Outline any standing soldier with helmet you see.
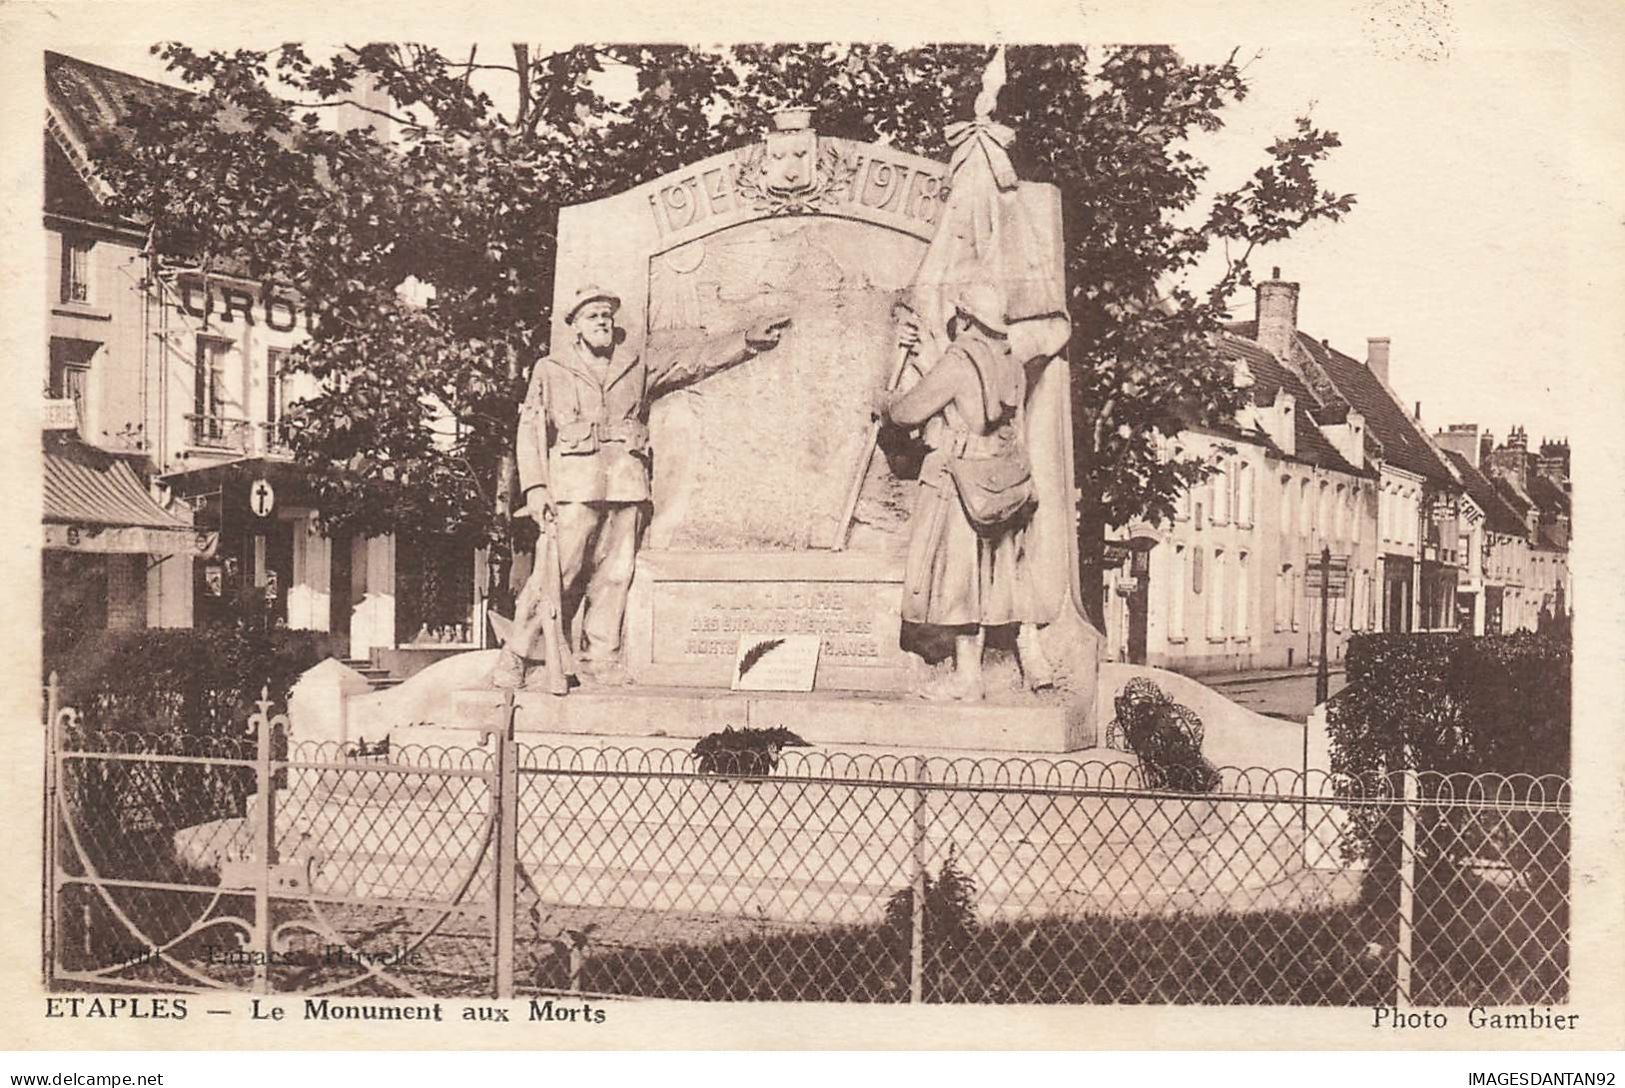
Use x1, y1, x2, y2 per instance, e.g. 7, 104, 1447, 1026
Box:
493, 285, 791, 690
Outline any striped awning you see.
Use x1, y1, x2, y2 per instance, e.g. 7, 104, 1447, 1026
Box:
43, 441, 216, 557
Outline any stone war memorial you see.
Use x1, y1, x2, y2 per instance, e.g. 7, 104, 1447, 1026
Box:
52, 44, 1572, 1016
362, 93, 1110, 750
199, 64, 1324, 948
303, 62, 1301, 766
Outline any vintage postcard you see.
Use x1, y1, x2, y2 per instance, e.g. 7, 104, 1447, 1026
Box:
0, 0, 1621, 1059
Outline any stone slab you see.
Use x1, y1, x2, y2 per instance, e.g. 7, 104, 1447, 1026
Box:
624, 550, 913, 692
450, 685, 1087, 753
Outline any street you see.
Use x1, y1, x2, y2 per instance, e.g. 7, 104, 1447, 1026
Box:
1202, 669, 1347, 722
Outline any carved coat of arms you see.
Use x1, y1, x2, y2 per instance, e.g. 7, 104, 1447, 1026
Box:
733, 121, 857, 216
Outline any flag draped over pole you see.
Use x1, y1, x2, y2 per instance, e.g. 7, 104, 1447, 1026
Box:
908, 46, 1070, 365
901, 46, 1087, 630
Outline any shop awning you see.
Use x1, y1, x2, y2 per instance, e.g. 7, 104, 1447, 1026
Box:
43, 439, 217, 557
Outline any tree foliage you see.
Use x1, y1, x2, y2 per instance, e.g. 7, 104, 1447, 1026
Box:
90, 43, 1353, 610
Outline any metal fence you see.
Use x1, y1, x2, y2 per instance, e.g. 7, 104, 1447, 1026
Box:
45, 685, 1570, 1006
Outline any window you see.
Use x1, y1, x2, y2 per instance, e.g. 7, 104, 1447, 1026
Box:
1352, 490, 1363, 543
1298, 479, 1312, 536
1207, 549, 1226, 639
1192, 542, 1205, 595
1169, 545, 1187, 639
1292, 570, 1302, 630
1280, 476, 1293, 538
59, 236, 92, 304
1274, 564, 1289, 632
1213, 462, 1231, 524
1236, 463, 1255, 527
194, 336, 231, 445
1234, 551, 1250, 636
267, 349, 290, 423
1318, 481, 1332, 542
49, 338, 94, 434
1334, 484, 1346, 542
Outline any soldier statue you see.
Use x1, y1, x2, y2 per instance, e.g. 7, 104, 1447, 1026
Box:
875, 284, 1040, 701
493, 285, 791, 690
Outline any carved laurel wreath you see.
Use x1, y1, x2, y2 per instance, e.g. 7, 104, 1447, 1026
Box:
732, 141, 860, 216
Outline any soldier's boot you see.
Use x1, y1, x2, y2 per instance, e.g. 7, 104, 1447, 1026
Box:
1016, 623, 1056, 691
576, 657, 631, 688
491, 648, 526, 690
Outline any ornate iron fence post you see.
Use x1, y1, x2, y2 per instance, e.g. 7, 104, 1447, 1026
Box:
909, 754, 928, 1004
249, 688, 284, 996
493, 690, 519, 999
42, 673, 59, 987
1395, 768, 1418, 1007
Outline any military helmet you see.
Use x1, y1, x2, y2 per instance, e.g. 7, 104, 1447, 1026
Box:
564, 284, 622, 325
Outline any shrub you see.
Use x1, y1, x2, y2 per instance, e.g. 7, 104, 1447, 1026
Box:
884, 848, 979, 952
49, 626, 326, 741
47, 627, 326, 869
1326, 630, 1571, 782
1327, 630, 1571, 891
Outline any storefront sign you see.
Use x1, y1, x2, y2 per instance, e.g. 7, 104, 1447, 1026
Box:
175, 277, 314, 333
249, 479, 276, 518
42, 398, 79, 431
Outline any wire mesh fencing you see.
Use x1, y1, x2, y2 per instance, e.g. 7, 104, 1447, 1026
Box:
45, 686, 1570, 1006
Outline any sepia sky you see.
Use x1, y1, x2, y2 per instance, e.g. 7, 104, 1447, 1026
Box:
50, 20, 1615, 449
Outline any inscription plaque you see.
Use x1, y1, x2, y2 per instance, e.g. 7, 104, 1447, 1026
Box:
625, 552, 913, 691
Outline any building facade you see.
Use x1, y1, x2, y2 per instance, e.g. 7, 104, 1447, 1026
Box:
1103, 271, 1473, 674
43, 52, 480, 663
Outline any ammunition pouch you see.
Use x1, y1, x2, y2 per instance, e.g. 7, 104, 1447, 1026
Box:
602, 420, 651, 457
555, 420, 599, 455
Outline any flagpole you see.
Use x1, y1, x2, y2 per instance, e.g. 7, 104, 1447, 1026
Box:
833, 339, 915, 551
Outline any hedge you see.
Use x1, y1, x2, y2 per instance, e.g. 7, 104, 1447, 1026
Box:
1325, 629, 1570, 782
47, 626, 328, 740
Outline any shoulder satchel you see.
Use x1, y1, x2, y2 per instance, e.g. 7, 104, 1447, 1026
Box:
947, 434, 1036, 534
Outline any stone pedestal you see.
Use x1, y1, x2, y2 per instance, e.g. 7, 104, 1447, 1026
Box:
451, 684, 1092, 753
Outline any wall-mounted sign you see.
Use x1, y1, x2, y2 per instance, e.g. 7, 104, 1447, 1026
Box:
42, 398, 79, 431
174, 278, 314, 334
249, 478, 276, 518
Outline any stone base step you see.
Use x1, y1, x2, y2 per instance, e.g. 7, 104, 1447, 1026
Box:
448, 685, 1092, 753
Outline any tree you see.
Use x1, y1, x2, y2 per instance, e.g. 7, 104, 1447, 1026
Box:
91, 43, 1351, 625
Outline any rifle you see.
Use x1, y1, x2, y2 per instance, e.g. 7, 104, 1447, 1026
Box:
523, 501, 571, 696
833, 337, 916, 551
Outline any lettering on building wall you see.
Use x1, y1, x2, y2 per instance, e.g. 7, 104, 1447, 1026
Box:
176, 279, 314, 333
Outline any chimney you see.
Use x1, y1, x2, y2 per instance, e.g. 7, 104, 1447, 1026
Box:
1479, 431, 1494, 467
1488, 427, 1530, 493
1433, 424, 1479, 464
1254, 268, 1299, 361
1366, 337, 1391, 385
1537, 438, 1570, 483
